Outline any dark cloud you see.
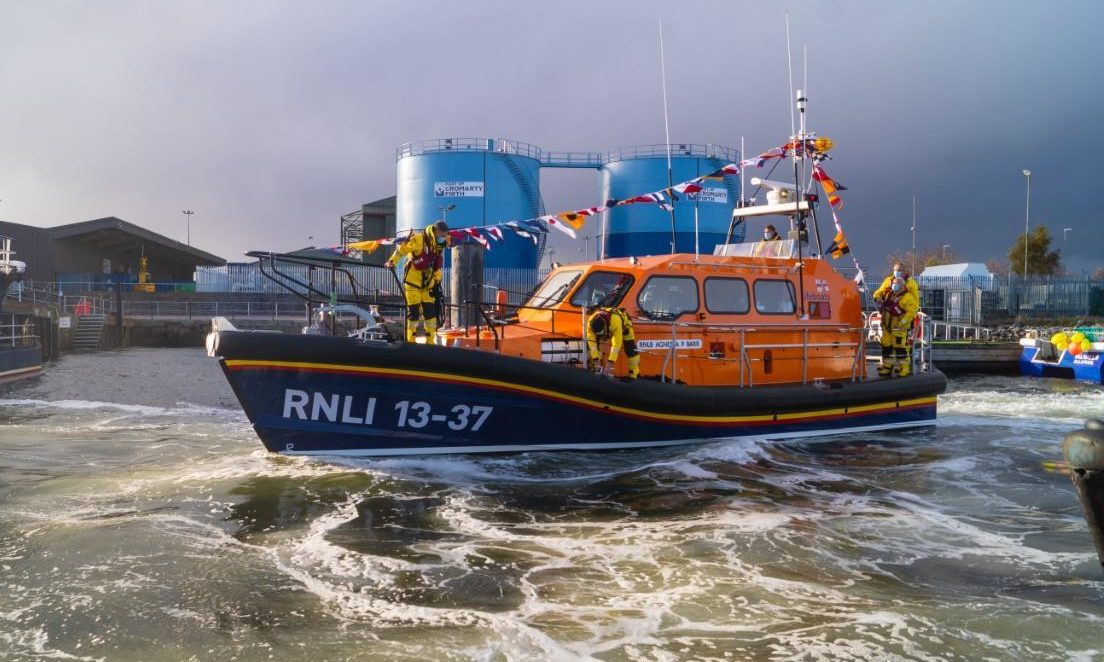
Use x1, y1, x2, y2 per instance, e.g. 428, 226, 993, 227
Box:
0, 0, 1100, 272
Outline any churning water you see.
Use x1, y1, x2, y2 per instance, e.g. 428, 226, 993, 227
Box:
1, 348, 1102, 661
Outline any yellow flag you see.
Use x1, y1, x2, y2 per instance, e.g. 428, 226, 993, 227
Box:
556, 212, 587, 231
347, 239, 380, 253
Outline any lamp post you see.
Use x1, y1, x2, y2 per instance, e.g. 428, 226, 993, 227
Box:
942, 244, 950, 261
910, 195, 917, 277
438, 203, 456, 226
182, 209, 194, 246
1064, 227, 1073, 243
1022, 169, 1031, 277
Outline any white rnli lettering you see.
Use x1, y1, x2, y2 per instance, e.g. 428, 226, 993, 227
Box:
283, 389, 309, 419
312, 392, 340, 422
282, 389, 377, 426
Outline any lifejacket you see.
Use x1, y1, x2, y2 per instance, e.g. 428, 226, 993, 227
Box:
400, 227, 446, 290
409, 248, 443, 272
409, 228, 444, 271
590, 308, 632, 339
878, 292, 906, 317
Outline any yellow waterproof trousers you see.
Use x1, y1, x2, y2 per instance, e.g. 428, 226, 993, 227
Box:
404, 286, 438, 342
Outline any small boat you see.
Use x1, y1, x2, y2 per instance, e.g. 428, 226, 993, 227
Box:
1019, 328, 1104, 383
0, 236, 43, 382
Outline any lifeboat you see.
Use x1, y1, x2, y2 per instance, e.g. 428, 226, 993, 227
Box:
209, 237, 946, 457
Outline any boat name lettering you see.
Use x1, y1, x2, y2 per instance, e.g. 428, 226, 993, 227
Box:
1074, 354, 1099, 366
282, 389, 377, 425
636, 339, 703, 350
394, 400, 494, 432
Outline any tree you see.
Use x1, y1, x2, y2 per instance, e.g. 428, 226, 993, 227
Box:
885, 247, 956, 275
986, 258, 1010, 277
1008, 225, 1061, 276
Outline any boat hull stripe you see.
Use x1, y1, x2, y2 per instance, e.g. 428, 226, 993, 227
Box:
224, 359, 935, 425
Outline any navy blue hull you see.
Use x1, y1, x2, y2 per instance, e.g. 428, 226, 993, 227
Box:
214, 332, 945, 457
1020, 346, 1104, 383
0, 345, 42, 382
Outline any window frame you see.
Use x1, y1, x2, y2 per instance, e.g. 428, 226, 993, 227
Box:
635, 275, 700, 320
526, 269, 584, 309
703, 276, 751, 315
568, 271, 635, 309
753, 278, 798, 316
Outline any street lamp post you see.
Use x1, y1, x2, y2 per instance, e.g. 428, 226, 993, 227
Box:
1064, 227, 1073, 243
182, 210, 194, 246
1022, 170, 1031, 277
438, 203, 456, 226
942, 244, 950, 261
911, 195, 917, 277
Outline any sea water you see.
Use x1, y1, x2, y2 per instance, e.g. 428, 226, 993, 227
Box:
0, 348, 1102, 661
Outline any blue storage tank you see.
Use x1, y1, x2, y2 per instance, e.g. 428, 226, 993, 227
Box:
600, 144, 741, 258
396, 138, 542, 269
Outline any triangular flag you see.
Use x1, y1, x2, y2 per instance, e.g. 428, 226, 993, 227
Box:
826, 230, 850, 260
543, 215, 577, 239
556, 211, 587, 230
346, 239, 380, 253
466, 227, 490, 249
505, 221, 538, 244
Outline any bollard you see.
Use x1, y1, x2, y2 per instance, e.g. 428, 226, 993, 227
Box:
1062, 419, 1104, 570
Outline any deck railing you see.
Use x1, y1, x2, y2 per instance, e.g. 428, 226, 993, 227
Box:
0, 313, 38, 347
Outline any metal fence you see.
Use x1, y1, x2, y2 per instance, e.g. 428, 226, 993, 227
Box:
0, 313, 38, 347
195, 264, 547, 306
196, 263, 399, 296
917, 276, 1103, 324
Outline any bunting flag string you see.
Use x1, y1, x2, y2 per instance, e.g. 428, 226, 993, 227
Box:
811, 163, 846, 209
330, 134, 856, 270
335, 156, 749, 257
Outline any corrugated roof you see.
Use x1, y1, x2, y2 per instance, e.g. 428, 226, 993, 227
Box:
50, 216, 225, 265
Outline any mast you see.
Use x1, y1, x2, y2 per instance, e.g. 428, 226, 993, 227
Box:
659, 19, 676, 254
786, 16, 806, 317
793, 89, 807, 319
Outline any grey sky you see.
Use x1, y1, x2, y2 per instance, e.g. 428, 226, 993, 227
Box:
1, 0, 1101, 272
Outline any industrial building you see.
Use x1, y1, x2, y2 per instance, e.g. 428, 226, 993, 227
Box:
0, 217, 225, 291
341, 139, 743, 269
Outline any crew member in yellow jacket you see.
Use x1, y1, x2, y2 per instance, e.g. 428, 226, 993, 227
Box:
876, 277, 920, 377
385, 220, 450, 342
586, 307, 640, 380
873, 262, 919, 300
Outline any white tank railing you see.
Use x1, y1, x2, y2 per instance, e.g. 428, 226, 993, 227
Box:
396, 138, 544, 161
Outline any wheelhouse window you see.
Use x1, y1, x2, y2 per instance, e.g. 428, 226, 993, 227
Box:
637, 276, 699, 320
704, 277, 750, 314
569, 271, 634, 308
526, 270, 582, 309
754, 279, 796, 315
